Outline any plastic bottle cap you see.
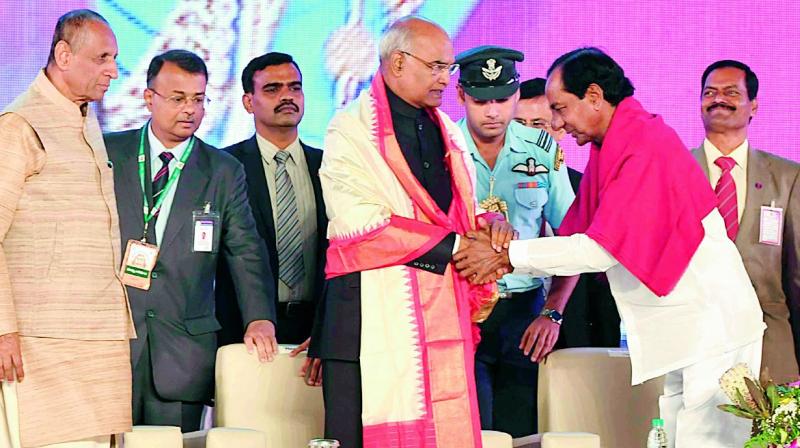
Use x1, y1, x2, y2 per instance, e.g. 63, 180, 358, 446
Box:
652, 418, 664, 427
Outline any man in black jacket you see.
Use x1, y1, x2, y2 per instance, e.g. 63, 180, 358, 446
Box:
216, 52, 327, 346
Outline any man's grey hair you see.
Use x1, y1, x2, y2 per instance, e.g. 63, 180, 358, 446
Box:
378, 16, 445, 63
47, 9, 110, 65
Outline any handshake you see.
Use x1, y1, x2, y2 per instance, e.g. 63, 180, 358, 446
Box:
453, 217, 517, 284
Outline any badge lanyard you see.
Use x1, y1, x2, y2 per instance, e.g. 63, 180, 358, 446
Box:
138, 121, 195, 242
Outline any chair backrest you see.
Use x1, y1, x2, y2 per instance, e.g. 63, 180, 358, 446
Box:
124, 426, 183, 448
541, 432, 600, 448
481, 430, 513, 448
206, 427, 267, 448
537, 348, 663, 448
215, 344, 324, 446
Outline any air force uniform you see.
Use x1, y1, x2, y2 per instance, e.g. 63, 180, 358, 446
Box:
456, 45, 575, 437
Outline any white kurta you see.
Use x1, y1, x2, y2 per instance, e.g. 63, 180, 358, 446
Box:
509, 209, 766, 384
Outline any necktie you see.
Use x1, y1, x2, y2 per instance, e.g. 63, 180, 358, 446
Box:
274, 150, 304, 288
714, 156, 739, 241
152, 151, 174, 220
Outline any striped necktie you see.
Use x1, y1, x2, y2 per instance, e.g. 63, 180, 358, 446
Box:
274, 150, 304, 288
152, 151, 174, 221
714, 156, 739, 241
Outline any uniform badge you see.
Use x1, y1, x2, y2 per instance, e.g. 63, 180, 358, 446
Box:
554, 145, 565, 171
479, 176, 508, 220
481, 59, 503, 81
512, 157, 549, 176
537, 131, 554, 153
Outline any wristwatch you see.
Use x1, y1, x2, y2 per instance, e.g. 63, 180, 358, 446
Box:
539, 308, 563, 325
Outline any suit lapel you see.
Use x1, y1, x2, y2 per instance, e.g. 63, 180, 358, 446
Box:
301, 142, 326, 231
691, 145, 710, 179
115, 126, 157, 242
736, 147, 772, 250
116, 128, 148, 224
241, 137, 275, 249
159, 139, 210, 251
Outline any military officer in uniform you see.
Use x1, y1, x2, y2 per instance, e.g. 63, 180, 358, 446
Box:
455, 46, 577, 437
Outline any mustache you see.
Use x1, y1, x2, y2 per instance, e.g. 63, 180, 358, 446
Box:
274, 101, 299, 113
708, 103, 736, 112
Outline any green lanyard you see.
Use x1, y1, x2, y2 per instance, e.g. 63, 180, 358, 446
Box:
138, 122, 195, 241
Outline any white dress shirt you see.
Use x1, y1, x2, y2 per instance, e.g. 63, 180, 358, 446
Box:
508, 209, 765, 384
256, 134, 318, 303
148, 126, 192, 245
703, 138, 748, 223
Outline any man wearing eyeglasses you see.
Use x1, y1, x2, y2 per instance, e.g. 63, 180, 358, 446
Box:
454, 46, 576, 438
309, 16, 514, 447
104, 49, 278, 431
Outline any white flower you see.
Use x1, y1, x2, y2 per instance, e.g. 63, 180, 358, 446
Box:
775, 401, 798, 416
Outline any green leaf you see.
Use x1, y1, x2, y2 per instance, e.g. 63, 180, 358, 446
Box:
745, 377, 770, 417
717, 404, 758, 419
766, 383, 780, 409
736, 389, 759, 414
778, 428, 788, 444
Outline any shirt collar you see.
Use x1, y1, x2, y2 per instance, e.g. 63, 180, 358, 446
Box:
457, 118, 516, 171
255, 132, 302, 165
34, 70, 86, 118
147, 124, 192, 162
385, 83, 422, 119
703, 137, 749, 169
506, 121, 526, 153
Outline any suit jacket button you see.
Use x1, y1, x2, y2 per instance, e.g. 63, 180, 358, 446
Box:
146, 310, 156, 318
151, 272, 159, 279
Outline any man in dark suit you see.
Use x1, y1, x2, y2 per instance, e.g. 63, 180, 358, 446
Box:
105, 49, 277, 431
216, 52, 326, 347
514, 78, 620, 351
691, 60, 800, 384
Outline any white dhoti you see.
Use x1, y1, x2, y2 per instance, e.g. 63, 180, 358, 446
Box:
659, 339, 762, 448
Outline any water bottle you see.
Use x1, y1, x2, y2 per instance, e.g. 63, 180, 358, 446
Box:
619, 320, 628, 349
309, 439, 340, 448
646, 418, 668, 448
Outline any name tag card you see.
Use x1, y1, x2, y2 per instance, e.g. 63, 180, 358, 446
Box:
120, 240, 159, 290
192, 204, 220, 253
759, 205, 784, 246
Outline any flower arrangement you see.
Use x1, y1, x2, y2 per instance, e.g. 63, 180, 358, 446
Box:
718, 363, 800, 448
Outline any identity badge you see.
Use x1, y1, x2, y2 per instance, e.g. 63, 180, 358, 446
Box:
120, 240, 159, 290
759, 203, 784, 246
192, 202, 220, 253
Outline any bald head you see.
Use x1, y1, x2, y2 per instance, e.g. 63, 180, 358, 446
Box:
47, 9, 111, 66
45, 9, 118, 105
377, 16, 454, 109
378, 16, 449, 64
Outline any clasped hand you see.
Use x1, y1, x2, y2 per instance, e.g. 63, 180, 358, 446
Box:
453, 216, 516, 284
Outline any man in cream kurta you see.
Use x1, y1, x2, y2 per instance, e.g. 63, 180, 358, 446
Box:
0, 10, 134, 448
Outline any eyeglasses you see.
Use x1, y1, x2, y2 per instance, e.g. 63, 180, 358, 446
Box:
149, 89, 211, 108
515, 118, 552, 130
400, 51, 459, 76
